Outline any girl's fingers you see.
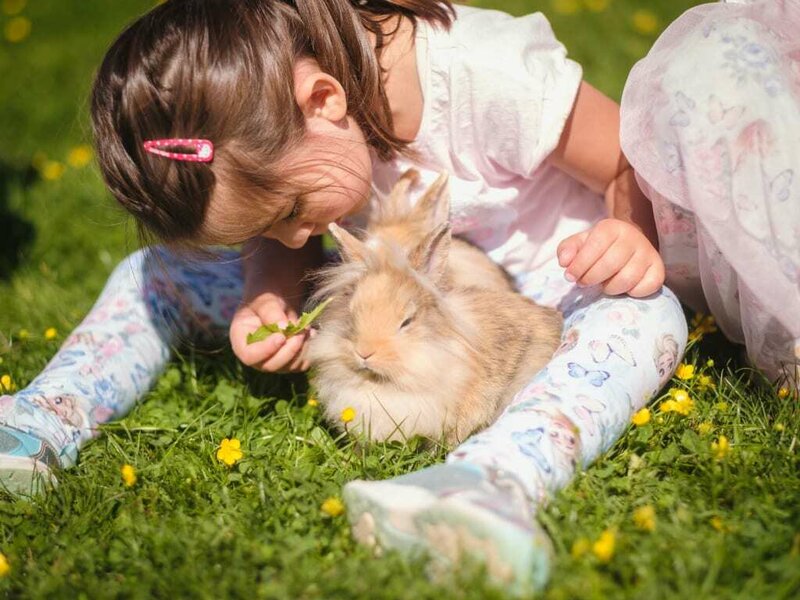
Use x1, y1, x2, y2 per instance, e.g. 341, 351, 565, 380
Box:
233, 331, 286, 367
254, 303, 293, 330
628, 260, 666, 298
577, 241, 636, 287
563, 226, 619, 284
259, 331, 307, 373
229, 308, 286, 367
602, 252, 651, 296
283, 345, 311, 373
557, 231, 587, 267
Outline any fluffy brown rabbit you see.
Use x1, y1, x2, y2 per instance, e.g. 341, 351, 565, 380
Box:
307, 217, 563, 445
367, 169, 514, 292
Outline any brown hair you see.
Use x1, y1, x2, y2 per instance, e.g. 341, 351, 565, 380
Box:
91, 0, 454, 249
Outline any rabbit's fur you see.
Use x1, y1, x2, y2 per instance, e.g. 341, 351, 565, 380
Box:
307, 173, 562, 445
367, 169, 515, 293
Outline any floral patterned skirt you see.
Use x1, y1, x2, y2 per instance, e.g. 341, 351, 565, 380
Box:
621, 0, 800, 386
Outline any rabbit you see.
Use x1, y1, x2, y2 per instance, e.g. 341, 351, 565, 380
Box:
307, 211, 563, 446
366, 169, 514, 293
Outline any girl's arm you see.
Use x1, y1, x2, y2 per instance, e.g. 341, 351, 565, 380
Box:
547, 81, 665, 297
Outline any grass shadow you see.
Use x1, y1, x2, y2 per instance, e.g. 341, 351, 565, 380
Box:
0, 160, 37, 280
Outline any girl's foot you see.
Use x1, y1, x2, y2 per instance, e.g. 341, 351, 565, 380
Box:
343, 463, 552, 596
0, 418, 59, 496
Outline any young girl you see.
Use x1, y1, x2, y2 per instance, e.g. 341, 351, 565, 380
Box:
0, 0, 689, 593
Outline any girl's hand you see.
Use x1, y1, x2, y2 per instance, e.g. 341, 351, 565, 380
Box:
557, 218, 665, 297
229, 292, 311, 373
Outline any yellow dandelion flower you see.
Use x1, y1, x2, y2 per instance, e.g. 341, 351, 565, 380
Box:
17, 328, 29, 340
715, 401, 729, 412
691, 313, 717, 334
697, 374, 714, 391
675, 363, 695, 380
341, 406, 356, 424
3, 15, 30, 43
216, 437, 244, 466
66, 145, 93, 168
321, 496, 345, 517
710, 516, 725, 532
2, 0, 26, 16
659, 399, 678, 413
41, 161, 65, 181
0, 552, 9, 577
671, 388, 689, 402
661, 389, 694, 416
583, 0, 609, 12
0, 375, 15, 392
677, 397, 694, 415
711, 435, 729, 461
306, 396, 318, 407
773, 423, 785, 432
631, 9, 659, 35
631, 408, 651, 426
570, 537, 591, 558
551, 0, 580, 15
697, 422, 713, 436
633, 505, 656, 532
120, 464, 137, 487
592, 529, 615, 563
44, 327, 57, 340
777, 386, 790, 399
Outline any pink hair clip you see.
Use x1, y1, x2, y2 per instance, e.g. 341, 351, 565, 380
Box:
142, 138, 214, 162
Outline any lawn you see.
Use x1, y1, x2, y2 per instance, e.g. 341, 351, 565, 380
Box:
1, 0, 799, 598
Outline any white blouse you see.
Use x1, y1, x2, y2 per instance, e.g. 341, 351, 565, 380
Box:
368, 4, 605, 277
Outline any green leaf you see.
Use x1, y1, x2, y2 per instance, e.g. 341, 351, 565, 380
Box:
284, 298, 333, 335
656, 442, 680, 465
246, 323, 283, 345
680, 429, 702, 453
246, 298, 333, 344
212, 380, 239, 410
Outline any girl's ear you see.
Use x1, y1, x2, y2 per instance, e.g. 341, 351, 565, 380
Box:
294, 61, 348, 122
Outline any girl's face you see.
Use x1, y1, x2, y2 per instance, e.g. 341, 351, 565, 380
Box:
261, 119, 372, 249
202, 115, 372, 250
200, 61, 373, 249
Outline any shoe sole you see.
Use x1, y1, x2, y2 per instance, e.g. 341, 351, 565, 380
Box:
343, 479, 552, 595
0, 455, 58, 496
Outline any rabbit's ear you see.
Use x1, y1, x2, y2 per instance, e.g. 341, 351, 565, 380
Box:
387, 169, 420, 218
410, 172, 449, 227
328, 223, 367, 262
370, 169, 419, 225
410, 222, 451, 285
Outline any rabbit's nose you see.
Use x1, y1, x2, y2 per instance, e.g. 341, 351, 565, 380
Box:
355, 347, 375, 361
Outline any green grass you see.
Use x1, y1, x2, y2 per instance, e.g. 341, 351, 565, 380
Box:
1, 1, 799, 598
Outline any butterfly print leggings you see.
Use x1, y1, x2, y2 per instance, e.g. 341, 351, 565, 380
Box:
0, 246, 687, 505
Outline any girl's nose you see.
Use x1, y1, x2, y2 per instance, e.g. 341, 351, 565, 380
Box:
276, 223, 314, 249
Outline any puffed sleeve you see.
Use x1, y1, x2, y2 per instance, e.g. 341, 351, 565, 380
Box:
448, 9, 583, 178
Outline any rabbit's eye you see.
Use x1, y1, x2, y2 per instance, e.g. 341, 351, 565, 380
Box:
399, 316, 414, 330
